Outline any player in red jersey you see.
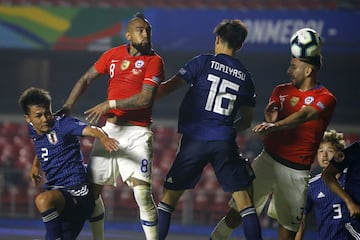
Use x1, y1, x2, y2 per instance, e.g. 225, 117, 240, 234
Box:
57, 12, 164, 240
210, 29, 336, 240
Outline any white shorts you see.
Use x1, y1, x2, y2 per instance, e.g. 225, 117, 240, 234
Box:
88, 121, 153, 187
230, 150, 310, 232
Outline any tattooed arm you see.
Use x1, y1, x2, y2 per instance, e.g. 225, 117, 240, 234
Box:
59, 66, 100, 115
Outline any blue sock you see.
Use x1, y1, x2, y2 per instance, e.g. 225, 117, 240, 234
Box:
41, 208, 62, 240
240, 206, 262, 240
158, 201, 175, 240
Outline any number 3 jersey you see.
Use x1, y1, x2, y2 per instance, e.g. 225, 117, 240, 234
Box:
29, 115, 88, 189
305, 171, 350, 239
177, 53, 256, 141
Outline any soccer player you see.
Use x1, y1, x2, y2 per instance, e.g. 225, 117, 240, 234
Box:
156, 19, 262, 240
57, 12, 164, 240
295, 130, 351, 240
18, 87, 119, 240
210, 28, 336, 240
322, 140, 360, 238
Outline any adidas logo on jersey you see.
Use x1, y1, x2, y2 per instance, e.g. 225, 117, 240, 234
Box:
166, 177, 173, 183
317, 192, 326, 198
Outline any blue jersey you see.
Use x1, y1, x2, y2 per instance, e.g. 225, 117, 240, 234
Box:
29, 115, 88, 188
330, 141, 360, 237
177, 53, 256, 141
305, 172, 351, 239
331, 141, 360, 205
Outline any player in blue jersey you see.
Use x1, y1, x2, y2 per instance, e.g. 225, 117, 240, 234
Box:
156, 19, 262, 240
322, 140, 360, 239
18, 87, 119, 240
295, 130, 352, 240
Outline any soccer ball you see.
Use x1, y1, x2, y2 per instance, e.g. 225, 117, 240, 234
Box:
290, 28, 321, 58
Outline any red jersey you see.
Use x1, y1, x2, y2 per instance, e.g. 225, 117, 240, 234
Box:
94, 45, 164, 127
264, 82, 336, 168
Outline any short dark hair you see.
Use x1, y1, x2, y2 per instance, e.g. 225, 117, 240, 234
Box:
128, 12, 152, 31
19, 87, 51, 115
133, 12, 146, 20
295, 55, 322, 70
214, 19, 248, 50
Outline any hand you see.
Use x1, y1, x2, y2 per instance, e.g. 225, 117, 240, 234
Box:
100, 137, 120, 152
84, 101, 110, 124
264, 100, 279, 123
30, 166, 41, 187
346, 201, 360, 219
252, 121, 275, 134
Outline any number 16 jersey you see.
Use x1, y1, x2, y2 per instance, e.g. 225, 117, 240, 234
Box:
176, 53, 256, 141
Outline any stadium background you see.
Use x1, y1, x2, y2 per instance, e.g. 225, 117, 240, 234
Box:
0, 0, 359, 239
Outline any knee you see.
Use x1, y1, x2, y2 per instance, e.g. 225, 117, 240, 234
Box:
35, 192, 55, 211
35, 190, 64, 212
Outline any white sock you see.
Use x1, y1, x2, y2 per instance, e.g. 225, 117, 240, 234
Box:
89, 196, 105, 240
210, 217, 233, 240
133, 185, 158, 240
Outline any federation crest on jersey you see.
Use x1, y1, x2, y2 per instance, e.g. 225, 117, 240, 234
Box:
290, 97, 299, 107
304, 96, 314, 105
46, 130, 58, 145
121, 60, 130, 70
135, 60, 144, 68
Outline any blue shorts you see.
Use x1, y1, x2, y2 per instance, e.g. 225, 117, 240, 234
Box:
58, 184, 95, 239
346, 218, 360, 239
164, 135, 255, 192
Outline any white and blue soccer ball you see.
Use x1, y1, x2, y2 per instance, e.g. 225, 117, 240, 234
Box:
290, 28, 321, 58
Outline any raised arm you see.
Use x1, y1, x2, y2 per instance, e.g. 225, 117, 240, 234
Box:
84, 82, 159, 124
58, 66, 100, 115
253, 105, 319, 134
156, 75, 187, 99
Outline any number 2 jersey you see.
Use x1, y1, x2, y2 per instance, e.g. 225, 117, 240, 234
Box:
94, 44, 165, 127
176, 53, 256, 141
29, 115, 88, 189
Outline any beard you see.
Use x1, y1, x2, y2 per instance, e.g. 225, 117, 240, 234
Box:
133, 41, 152, 55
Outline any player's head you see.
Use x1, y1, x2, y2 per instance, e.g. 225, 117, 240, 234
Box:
126, 12, 152, 55
213, 19, 248, 52
287, 57, 320, 89
293, 55, 322, 71
317, 129, 346, 168
19, 87, 54, 134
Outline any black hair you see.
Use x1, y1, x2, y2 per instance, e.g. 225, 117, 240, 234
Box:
295, 55, 322, 70
133, 12, 146, 20
214, 19, 248, 50
129, 11, 152, 31
18, 87, 51, 115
